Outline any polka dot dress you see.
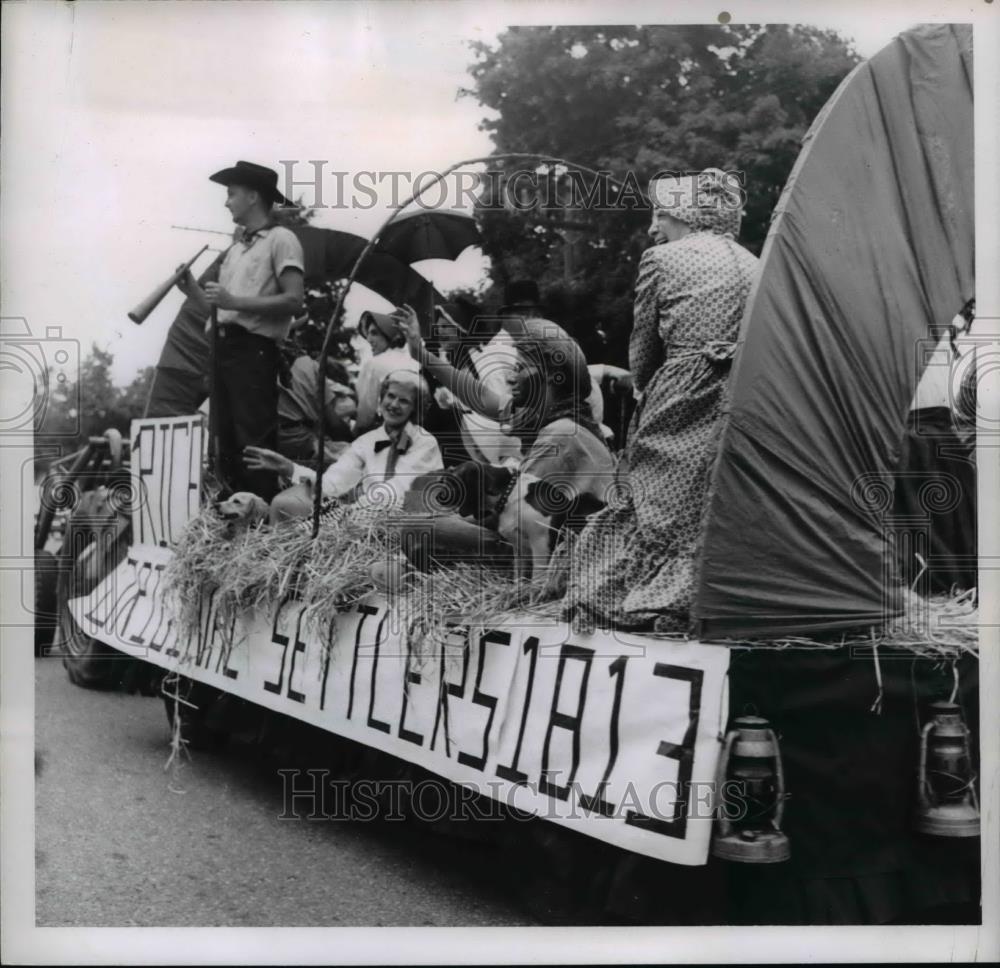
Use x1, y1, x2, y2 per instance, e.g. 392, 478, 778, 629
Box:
566, 231, 758, 632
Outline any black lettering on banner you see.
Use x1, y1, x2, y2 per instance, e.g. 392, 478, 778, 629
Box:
624, 663, 703, 840
166, 422, 189, 544
130, 562, 166, 646
113, 578, 146, 640
147, 568, 175, 654
319, 617, 337, 712
366, 611, 391, 734
347, 603, 380, 719
263, 597, 296, 695
188, 422, 201, 520
145, 565, 175, 652
539, 643, 594, 801
144, 575, 168, 652
285, 608, 308, 703
496, 635, 540, 784
157, 423, 171, 548
457, 630, 511, 772
151, 618, 174, 655
430, 625, 470, 756
126, 561, 154, 644
219, 611, 239, 680
82, 564, 121, 628
162, 424, 173, 546
133, 427, 155, 545
195, 589, 218, 666
398, 635, 424, 747
581, 655, 628, 818
210, 601, 230, 673
108, 558, 141, 638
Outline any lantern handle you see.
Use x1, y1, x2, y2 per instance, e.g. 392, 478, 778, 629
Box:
960, 720, 981, 811
916, 718, 935, 807
714, 728, 738, 838
956, 724, 980, 813
767, 727, 788, 827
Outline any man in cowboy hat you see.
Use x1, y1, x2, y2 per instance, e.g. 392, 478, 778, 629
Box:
178, 160, 305, 499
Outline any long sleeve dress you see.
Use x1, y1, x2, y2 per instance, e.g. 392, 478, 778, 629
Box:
566, 231, 758, 632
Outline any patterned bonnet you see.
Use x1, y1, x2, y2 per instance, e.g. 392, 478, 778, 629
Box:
649, 168, 744, 237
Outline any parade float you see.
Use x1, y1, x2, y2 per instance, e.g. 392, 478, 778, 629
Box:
37, 23, 981, 924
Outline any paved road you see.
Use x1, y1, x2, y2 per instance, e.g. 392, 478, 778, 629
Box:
34, 656, 534, 927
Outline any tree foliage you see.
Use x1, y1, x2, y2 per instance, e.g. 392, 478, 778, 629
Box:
463, 24, 860, 362
37, 345, 154, 467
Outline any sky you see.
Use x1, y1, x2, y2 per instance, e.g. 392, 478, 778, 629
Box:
0, 0, 959, 385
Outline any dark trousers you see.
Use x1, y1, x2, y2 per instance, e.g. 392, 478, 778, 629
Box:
214, 327, 280, 500
395, 512, 514, 573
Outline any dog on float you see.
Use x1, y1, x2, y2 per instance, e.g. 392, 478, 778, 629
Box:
216, 491, 270, 534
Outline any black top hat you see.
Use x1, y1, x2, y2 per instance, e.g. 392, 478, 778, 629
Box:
500, 279, 543, 314
209, 160, 293, 207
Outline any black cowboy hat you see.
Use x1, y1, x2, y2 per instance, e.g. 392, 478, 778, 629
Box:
209, 160, 293, 207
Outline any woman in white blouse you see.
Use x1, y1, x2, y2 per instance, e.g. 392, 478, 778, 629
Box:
244, 370, 442, 523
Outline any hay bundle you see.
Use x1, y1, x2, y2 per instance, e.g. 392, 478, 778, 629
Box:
388, 563, 558, 667
164, 508, 310, 640
695, 588, 979, 656
163, 505, 397, 651
163, 507, 978, 664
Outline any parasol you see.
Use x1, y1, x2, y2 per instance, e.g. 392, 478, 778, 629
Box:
374, 209, 481, 264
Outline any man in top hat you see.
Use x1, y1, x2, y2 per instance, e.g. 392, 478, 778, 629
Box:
498, 279, 544, 318
178, 160, 305, 499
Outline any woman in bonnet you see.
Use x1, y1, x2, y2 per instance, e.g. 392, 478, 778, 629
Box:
566, 167, 758, 632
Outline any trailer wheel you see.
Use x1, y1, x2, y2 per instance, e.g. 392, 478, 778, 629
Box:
34, 550, 59, 656
58, 495, 133, 690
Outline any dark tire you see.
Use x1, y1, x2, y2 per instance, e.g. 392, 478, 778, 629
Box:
34, 550, 59, 656
162, 678, 229, 751
58, 492, 133, 690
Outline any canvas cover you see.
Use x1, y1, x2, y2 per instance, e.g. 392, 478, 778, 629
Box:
692, 24, 974, 638
146, 227, 442, 417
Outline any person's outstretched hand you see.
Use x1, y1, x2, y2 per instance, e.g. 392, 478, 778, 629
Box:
243, 446, 294, 479
392, 304, 423, 359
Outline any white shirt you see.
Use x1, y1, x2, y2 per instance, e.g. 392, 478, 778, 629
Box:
291, 422, 442, 510
215, 225, 304, 342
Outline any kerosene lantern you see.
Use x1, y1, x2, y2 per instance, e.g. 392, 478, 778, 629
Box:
711, 715, 791, 863
914, 701, 980, 838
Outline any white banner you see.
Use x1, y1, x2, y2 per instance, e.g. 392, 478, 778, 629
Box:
130, 415, 203, 548
70, 543, 730, 866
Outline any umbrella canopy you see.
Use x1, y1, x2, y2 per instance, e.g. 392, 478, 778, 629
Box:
293, 225, 444, 308
691, 23, 974, 639
375, 209, 481, 264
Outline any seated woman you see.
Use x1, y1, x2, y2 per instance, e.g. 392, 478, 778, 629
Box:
244, 371, 443, 524
392, 308, 615, 579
